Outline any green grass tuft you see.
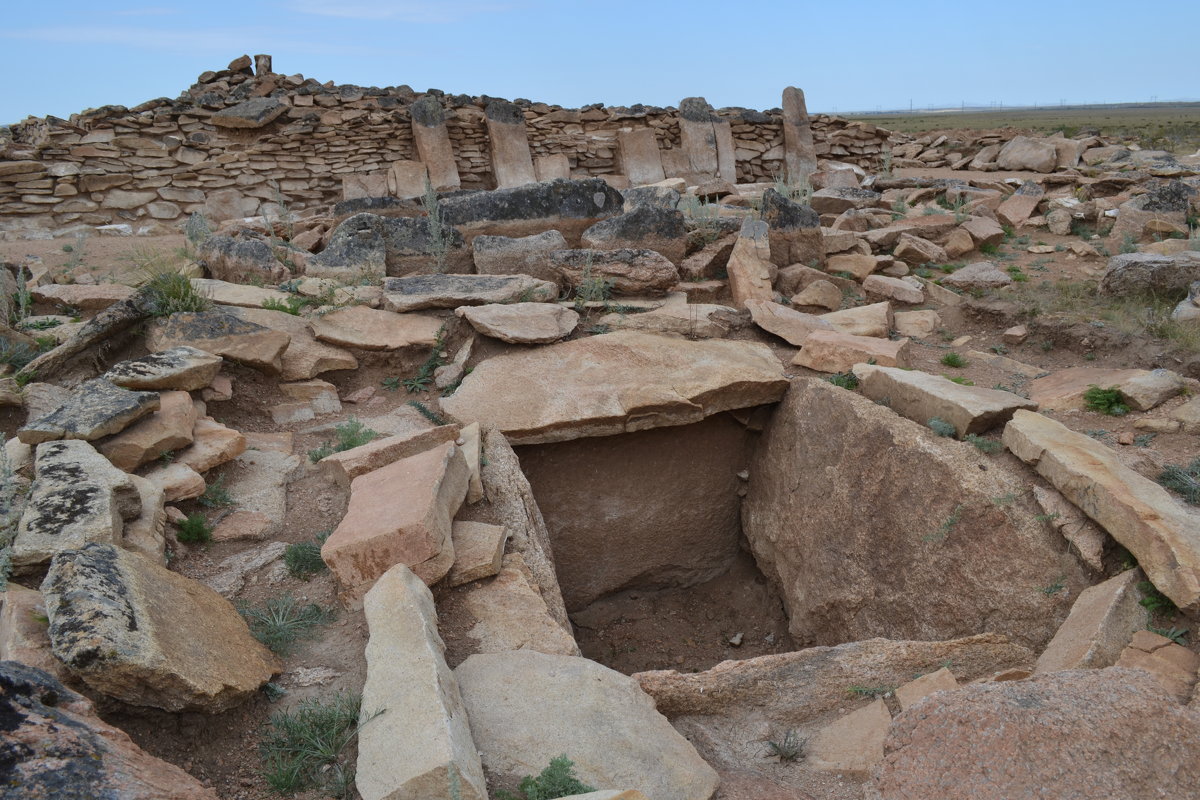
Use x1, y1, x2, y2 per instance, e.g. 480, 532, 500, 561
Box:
496, 756, 595, 800
259, 693, 372, 799
176, 513, 212, 544
145, 271, 212, 317
1157, 458, 1200, 504
825, 372, 859, 390
241, 595, 334, 656
284, 533, 330, 580
1083, 385, 1129, 416
308, 418, 380, 463
939, 351, 967, 368
928, 417, 957, 437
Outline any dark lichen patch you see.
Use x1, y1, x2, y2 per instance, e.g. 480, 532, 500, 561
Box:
439, 178, 623, 225
42, 544, 142, 672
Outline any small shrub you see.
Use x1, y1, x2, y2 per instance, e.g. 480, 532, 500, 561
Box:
176, 513, 212, 544
965, 434, 1002, 453
184, 211, 212, 246
308, 418, 380, 463
978, 241, 1000, 256
928, 417, 957, 437
1157, 458, 1200, 504
1040, 577, 1067, 595
262, 296, 306, 315
381, 376, 401, 392
1138, 580, 1178, 616
765, 729, 805, 763
496, 756, 595, 800
825, 372, 859, 390
1119, 233, 1138, 254
198, 475, 234, 508
402, 325, 449, 392
284, 533, 329, 580
0, 339, 37, 369
241, 595, 334, 655
1148, 625, 1188, 645
1082, 385, 1129, 416
145, 271, 211, 317
940, 352, 967, 368
260, 693, 371, 798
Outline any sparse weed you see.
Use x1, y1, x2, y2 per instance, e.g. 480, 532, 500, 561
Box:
1083, 385, 1129, 416
260, 693, 374, 799
765, 730, 805, 764
940, 352, 967, 368
284, 533, 329, 580
924, 504, 965, 542
847, 685, 896, 699
422, 177, 451, 272
145, 271, 212, 317
262, 296, 307, 315
1157, 458, 1200, 504
408, 400, 450, 426
1040, 577, 1067, 596
307, 418, 380, 463
198, 475, 235, 509
241, 594, 334, 655
965, 434, 1002, 454
825, 372, 859, 390
381, 376, 401, 392
176, 513, 213, 544
1138, 580, 1178, 616
495, 756, 595, 800
1148, 625, 1188, 645
928, 417, 957, 437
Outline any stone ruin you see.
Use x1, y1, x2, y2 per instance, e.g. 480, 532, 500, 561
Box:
2, 53, 1200, 800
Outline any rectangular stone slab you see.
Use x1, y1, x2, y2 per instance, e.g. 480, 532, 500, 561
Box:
1003, 410, 1200, 613
854, 364, 1037, 436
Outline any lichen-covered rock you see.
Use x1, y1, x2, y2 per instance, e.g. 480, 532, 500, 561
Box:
759, 188, 823, 267
12, 440, 141, 570
146, 308, 291, 374
210, 96, 286, 129
104, 346, 223, 391
383, 273, 557, 312
439, 178, 625, 245
1099, 251, 1200, 295
472, 230, 568, 282
551, 248, 679, 296
581, 206, 688, 265
197, 233, 288, 284
40, 543, 278, 712
18, 379, 160, 445
0, 660, 219, 799
307, 212, 469, 278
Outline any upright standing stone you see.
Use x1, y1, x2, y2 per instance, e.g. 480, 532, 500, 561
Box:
678, 98, 720, 180
618, 128, 666, 186
387, 160, 429, 200
411, 96, 461, 191
713, 118, 738, 184
534, 154, 570, 182
782, 87, 818, 183
726, 218, 775, 308
357, 565, 487, 800
253, 53, 272, 75
485, 100, 536, 189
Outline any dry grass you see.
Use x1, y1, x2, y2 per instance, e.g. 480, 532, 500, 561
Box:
1006, 279, 1200, 354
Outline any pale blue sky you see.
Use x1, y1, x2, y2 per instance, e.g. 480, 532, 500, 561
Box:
4, 1, 1197, 125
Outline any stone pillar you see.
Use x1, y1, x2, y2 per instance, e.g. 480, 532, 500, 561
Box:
783, 86, 818, 184
713, 119, 738, 185
485, 100, 537, 189
534, 154, 570, 182
254, 54, 273, 76
411, 96, 462, 192
678, 97, 719, 180
618, 128, 666, 186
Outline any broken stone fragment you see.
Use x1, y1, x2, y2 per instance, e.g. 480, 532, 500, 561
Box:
318, 425, 461, 490
458, 553, 579, 657
853, 364, 1037, 436
1114, 629, 1200, 702
744, 298, 832, 346
0, 661, 220, 799
18, 379, 160, 445
807, 698, 891, 774
792, 329, 911, 372
141, 461, 206, 502
940, 260, 1013, 291
40, 542, 278, 712
227, 306, 357, 381
446, 521, 507, 587
210, 96, 287, 129
383, 273, 558, 313
173, 417, 247, 474
456, 651, 719, 800
97, 390, 197, 472
356, 564, 487, 800
104, 346, 223, 392
821, 301, 893, 338
146, 308, 290, 374
1035, 570, 1147, 674
551, 248, 680, 296
322, 441, 469, 601
456, 302, 579, 344
12, 440, 141, 571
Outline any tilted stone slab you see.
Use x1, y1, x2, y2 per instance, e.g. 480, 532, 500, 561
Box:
146, 308, 290, 374
18, 379, 159, 445
854, 364, 1037, 436
457, 651, 719, 800
318, 425, 461, 490
456, 302, 579, 344
485, 100, 537, 189
12, 440, 140, 570
792, 329, 911, 373
228, 306, 357, 380
1035, 569, 1147, 674
104, 346, 223, 392
210, 97, 286, 129
1003, 410, 1200, 613
40, 542, 278, 711
309, 305, 444, 351
357, 564, 487, 800
440, 331, 789, 444
411, 96, 461, 191
322, 441, 469, 601
383, 273, 557, 313
745, 299, 832, 346
96, 390, 197, 471
458, 553, 580, 657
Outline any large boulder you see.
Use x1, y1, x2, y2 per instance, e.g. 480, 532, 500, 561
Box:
743, 379, 1089, 648
456, 651, 720, 800
18, 379, 160, 445
581, 206, 687, 265
472, 230, 567, 282
306, 212, 469, 278
440, 331, 788, 444
439, 178, 625, 247
321, 441, 470, 600
551, 248, 679, 296
1099, 251, 1200, 295
995, 135, 1058, 173
357, 565, 486, 800
1003, 410, 1200, 613
516, 413, 757, 610
12, 440, 141, 570
0, 660, 218, 799
759, 188, 824, 267
869, 669, 1200, 800
40, 543, 278, 711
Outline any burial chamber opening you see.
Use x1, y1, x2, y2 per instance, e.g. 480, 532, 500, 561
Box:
512, 378, 1091, 674
514, 409, 795, 674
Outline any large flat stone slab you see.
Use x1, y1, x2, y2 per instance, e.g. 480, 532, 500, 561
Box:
18, 379, 159, 445
441, 331, 788, 444
456, 651, 719, 800
146, 308, 291, 374
41, 542, 278, 711
1003, 410, 1200, 613
309, 305, 443, 350
13, 440, 141, 570
383, 273, 558, 313
104, 346, 223, 392
854, 364, 1038, 436
1029, 367, 1148, 411
357, 564, 486, 800
322, 441, 469, 601
456, 302, 579, 344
